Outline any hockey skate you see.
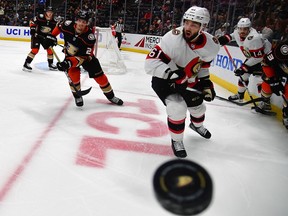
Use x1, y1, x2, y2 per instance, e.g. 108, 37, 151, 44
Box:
23, 61, 32, 72
257, 100, 271, 111
73, 93, 83, 107
49, 63, 58, 71
228, 92, 244, 102
189, 123, 211, 139
171, 139, 187, 158
109, 96, 124, 105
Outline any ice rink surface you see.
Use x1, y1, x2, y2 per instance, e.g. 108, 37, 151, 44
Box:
0, 40, 288, 216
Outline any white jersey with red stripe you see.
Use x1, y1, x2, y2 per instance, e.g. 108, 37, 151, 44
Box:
145, 26, 220, 85
229, 27, 272, 66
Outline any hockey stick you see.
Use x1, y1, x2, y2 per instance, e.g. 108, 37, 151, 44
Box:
186, 87, 263, 106
215, 95, 264, 106
51, 47, 92, 97
223, 45, 275, 115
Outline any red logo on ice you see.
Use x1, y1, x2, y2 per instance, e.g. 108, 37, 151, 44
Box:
134, 37, 145, 47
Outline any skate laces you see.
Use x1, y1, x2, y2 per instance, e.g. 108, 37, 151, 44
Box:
172, 140, 185, 151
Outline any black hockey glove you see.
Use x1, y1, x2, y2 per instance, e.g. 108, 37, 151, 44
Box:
234, 64, 248, 76
30, 27, 36, 36
218, 35, 230, 46
270, 79, 284, 96
167, 69, 188, 93
57, 59, 72, 71
201, 79, 216, 102
42, 35, 57, 49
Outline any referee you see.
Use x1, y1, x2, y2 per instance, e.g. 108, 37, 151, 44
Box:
113, 17, 124, 49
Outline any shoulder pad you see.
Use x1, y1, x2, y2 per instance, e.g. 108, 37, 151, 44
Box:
172, 29, 181, 35
88, 33, 95, 40
274, 41, 288, 62
247, 35, 254, 40
64, 20, 72, 26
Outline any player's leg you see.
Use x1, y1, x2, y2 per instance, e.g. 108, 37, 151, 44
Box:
68, 67, 83, 107
46, 48, 57, 70
152, 77, 187, 158
23, 37, 40, 71
82, 56, 123, 105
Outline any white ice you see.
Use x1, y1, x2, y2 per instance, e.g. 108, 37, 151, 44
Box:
0, 40, 287, 216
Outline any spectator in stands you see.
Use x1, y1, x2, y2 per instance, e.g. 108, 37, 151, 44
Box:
215, 23, 229, 37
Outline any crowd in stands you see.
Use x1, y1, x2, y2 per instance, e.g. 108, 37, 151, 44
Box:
0, 0, 287, 42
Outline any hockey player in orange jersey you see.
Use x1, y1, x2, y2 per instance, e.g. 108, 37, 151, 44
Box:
23, 6, 58, 71
42, 10, 123, 107
260, 40, 288, 129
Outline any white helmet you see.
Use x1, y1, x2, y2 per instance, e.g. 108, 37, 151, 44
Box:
237, 18, 251, 28
183, 6, 210, 26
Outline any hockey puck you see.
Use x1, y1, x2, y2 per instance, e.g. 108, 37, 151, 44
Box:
153, 159, 213, 215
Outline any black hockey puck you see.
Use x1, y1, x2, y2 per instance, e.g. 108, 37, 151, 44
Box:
153, 159, 213, 215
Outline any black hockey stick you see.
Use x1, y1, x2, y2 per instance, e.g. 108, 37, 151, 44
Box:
186, 87, 264, 106
223, 45, 275, 116
51, 47, 92, 97
215, 95, 264, 106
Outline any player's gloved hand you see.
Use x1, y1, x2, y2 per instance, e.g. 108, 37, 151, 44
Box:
30, 27, 36, 36
42, 35, 57, 49
218, 35, 230, 46
270, 79, 284, 96
167, 69, 188, 93
57, 59, 71, 71
234, 64, 248, 76
201, 79, 216, 102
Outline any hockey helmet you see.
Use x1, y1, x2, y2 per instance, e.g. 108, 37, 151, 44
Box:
45, 6, 53, 12
77, 10, 90, 22
237, 18, 251, 28
183, 6, 210, 26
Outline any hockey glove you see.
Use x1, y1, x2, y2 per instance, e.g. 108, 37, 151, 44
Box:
42, 35, 57, 49
30, 27, 36, 36
201, 79, 216, 102
270, 79, 284, 96
167, 69, 188, 93
218, 35, 230, 46
57, 59, 72, 71
234, 64, 248, 76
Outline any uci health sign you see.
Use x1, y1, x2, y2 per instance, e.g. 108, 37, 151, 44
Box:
0, 26, 64, 42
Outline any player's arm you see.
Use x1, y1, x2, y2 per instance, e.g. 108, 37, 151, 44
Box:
145, 44, 172, 79
58, 41, 95, 71
29, 17, 37, 37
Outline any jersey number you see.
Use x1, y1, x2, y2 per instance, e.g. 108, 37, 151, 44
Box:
148, 47, 162, 59
86, 48, 92, 55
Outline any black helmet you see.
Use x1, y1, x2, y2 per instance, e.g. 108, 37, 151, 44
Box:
45, 6, 53, 12
77, 10, 89, 22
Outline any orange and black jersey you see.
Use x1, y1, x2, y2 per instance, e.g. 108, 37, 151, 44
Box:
30, 13, 57, 37
52, 20, 96, 57
51, 20, 96, 67
262, 41, 288, 79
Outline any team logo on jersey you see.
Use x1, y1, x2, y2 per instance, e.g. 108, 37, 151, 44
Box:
88, 33, 95, 40
66, 42, 79, 56
242, 47, 251, 58
247, 36, 253, 40
40, 26, 52, 33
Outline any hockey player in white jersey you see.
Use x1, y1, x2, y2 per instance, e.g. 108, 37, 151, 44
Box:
218, 18, 272, 110
145, 6, 220, 158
